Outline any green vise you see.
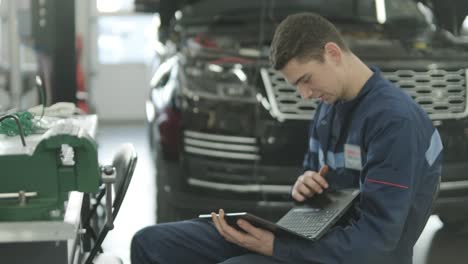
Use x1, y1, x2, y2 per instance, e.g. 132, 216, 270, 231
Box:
0, 122, 100, 221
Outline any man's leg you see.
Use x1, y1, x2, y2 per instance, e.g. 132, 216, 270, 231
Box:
131, 219, 248, 264
219, 253, 286, 264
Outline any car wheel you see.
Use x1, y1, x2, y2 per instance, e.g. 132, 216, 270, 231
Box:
155, 148, 182, 223
156, 190, 180, 223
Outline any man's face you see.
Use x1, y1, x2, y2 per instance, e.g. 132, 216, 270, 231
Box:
280, 55, 344, 104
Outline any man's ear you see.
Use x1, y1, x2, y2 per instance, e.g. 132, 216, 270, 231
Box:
324, 42, 342, 65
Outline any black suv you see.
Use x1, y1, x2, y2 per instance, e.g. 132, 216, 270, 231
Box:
145, 0, 468, 228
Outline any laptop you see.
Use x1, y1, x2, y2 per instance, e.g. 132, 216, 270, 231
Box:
199, 188, 360, 241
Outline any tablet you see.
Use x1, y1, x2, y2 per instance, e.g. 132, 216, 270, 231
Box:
198, 212, 294, 237
198, 189, 360, 241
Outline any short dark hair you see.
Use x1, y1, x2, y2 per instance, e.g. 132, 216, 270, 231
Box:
270, 12, 349, 70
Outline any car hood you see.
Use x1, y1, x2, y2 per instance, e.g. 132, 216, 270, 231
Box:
179, 24, 468, 62
177, 0, 468, 61
340, 26, 468, 60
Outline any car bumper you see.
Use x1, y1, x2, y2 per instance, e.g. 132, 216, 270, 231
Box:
161, 159, 468, 220
434, 180, 468, 219
433, 161, 468, 219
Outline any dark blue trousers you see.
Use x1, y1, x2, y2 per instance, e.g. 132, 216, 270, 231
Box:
130, 219, 286, 264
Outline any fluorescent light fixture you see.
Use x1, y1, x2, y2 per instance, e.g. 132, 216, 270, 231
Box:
375, 0, 387, 24
97, 0, 121, 13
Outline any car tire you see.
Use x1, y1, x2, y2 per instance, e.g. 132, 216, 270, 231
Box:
155, 148, 182, 223
156, 190, 180, 223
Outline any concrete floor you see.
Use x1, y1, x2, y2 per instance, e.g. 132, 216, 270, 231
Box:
98, 123, 468, 264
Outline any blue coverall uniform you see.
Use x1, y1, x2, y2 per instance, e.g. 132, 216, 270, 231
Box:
273, 66, 442, 263
131, 67, 442, 264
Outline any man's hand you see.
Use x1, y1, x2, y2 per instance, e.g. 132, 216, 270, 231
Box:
211, 209, 274, 256
291, 165, 329, 202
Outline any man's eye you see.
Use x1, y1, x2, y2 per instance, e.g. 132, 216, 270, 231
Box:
302, 77, 311, 84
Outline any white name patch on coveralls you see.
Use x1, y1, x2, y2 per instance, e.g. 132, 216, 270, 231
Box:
344, 144, 362, 171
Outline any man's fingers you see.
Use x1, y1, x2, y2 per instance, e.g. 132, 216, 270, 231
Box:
212, 210, 275, 256
301, 176, 324, 194
318, 165, 329, 176
217, 209, 245, 243
211, 212, 225, 236
311, 173, 329, 189
316, 165, 329, 188
292, 175, 319, 201
236, 219, 263, 239
293, 167, 329, 200
297, 182, 316, 196
217, 210, 233, 236
212, 210, 235, 243
292, 187, 306, 201
303, 171, 329, 190
292, 179, 308, 201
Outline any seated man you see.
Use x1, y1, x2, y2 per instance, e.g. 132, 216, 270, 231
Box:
131, 12, 442, 264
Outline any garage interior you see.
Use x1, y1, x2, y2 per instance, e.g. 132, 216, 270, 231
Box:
0, 0, 468, 263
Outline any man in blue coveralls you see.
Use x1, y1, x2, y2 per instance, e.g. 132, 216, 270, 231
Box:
131, 13, 442, 264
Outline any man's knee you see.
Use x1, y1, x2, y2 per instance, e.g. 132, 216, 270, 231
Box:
131, 225, 166, 263
133, 225, 167, 243
131, 227, 147, 253
220, 254, 284, 264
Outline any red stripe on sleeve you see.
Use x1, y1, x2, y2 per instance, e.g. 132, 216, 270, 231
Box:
366, 178, 409, 189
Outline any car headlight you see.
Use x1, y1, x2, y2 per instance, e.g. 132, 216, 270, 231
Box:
182, 63, 256, 102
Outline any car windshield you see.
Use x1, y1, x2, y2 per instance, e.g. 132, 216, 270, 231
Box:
180, 0, 427, 27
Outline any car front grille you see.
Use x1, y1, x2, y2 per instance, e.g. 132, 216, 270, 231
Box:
183, 130, 260, 160
261, 67, 468, 121
382, 69, 467, 119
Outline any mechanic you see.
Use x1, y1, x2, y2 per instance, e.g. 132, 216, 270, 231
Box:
130, 12, 442, 264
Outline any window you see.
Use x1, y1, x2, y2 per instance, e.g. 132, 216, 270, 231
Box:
97, 0, 133, 13
97, 15, 158, 64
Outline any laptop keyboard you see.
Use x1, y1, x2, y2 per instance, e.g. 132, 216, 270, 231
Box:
278, 209, 339, 238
